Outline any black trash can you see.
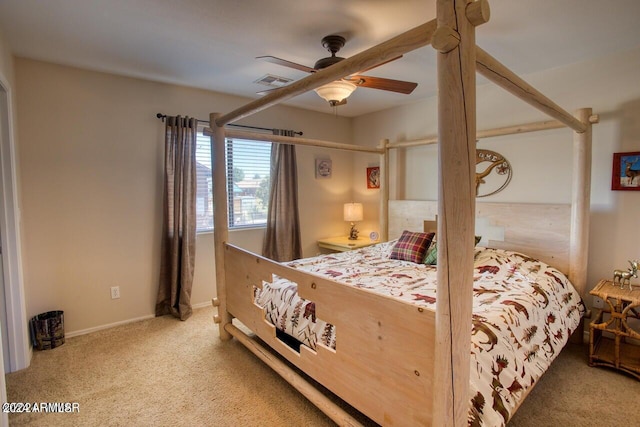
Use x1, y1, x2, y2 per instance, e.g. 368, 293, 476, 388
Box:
30, 311, 65, 350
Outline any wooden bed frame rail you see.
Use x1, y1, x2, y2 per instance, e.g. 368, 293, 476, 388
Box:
223, 243, 435, 426
207, 1, 595, 425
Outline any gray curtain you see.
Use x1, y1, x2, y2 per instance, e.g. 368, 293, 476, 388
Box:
262, 129, 302, 261
156, 116, 197, 320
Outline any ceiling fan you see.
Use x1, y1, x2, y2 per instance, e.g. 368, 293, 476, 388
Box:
257, 35, 418, 106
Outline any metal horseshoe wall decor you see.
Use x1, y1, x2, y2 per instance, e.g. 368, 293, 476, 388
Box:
475, 149, 512, 197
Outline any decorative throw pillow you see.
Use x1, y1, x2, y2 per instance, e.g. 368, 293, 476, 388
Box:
390, 231, 434, 263
423, 241, 438, 265
423, 235, 482, 265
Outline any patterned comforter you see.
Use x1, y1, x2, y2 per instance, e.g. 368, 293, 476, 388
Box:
254, 241, 585, 426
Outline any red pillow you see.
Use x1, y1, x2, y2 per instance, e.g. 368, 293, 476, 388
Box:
390, 231, 435, 263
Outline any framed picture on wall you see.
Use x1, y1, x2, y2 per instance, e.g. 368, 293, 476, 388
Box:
612, 151, 640, 191
315, 158, 332, 179
367, 166, 380, 189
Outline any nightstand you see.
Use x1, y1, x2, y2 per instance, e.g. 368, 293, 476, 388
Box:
589, 279, 640, 380
317, 236, 377, 252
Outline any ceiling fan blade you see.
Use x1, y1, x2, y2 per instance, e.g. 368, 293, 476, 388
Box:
346, 75, 418, 94
256, 55, 315, 73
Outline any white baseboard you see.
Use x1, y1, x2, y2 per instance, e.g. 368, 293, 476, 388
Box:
192, 301, 212, 309
66, 302, 212, 338
66, 314, 156, 338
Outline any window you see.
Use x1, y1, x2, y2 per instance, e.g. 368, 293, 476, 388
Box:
226, 138, 272, 228
195, 126, 272, 232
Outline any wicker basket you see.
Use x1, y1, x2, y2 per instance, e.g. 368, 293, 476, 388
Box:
30, 311, 65, 350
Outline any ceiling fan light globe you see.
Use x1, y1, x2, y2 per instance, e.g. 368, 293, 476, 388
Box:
314, 80, 357, 105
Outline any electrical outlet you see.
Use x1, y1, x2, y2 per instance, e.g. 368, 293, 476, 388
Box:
592, 296, 604, 309
110, 286, 120, 299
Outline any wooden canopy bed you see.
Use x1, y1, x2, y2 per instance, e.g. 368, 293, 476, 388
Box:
205, 1, 596, 425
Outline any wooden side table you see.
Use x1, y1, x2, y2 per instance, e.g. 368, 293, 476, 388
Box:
317, 236, 377, 252
589, 279, 640, 379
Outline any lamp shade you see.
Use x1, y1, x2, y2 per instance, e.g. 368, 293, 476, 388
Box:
343, 203, 363, 222
315, 80, 357, 104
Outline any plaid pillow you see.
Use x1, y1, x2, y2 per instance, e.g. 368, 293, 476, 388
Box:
390, 231, 435, 263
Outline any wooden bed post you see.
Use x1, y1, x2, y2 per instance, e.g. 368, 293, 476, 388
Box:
433, 0, 481, 425
570, 108, 593, 300
210, 112, 232, 340
380, 138, 389, 242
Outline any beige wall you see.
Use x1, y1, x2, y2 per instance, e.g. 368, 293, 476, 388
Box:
353, 47, 640, 304
15, 58, 355, 335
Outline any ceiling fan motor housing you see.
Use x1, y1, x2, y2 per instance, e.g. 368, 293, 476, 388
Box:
314, 56, 344, 69
314, 35, 346, 69
321, 35, 346, 54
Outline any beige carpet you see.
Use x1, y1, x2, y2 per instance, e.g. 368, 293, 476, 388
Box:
5, 306, 640, 426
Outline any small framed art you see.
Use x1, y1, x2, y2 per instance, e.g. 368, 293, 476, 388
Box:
611, 151, 640, 191
315, 158, 332, 179
366, 166, 380, 189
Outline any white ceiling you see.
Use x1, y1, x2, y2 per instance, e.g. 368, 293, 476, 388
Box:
1, 0, 639, 118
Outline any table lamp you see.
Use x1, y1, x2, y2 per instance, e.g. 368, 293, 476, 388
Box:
343, 202, 363, 240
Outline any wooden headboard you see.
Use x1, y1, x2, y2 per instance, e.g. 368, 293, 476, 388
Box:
389, 200, 571, 273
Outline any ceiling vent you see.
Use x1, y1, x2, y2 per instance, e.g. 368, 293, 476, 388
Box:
254, 74, 293, 88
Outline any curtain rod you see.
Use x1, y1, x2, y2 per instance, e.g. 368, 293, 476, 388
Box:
155, 113, 303, 136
